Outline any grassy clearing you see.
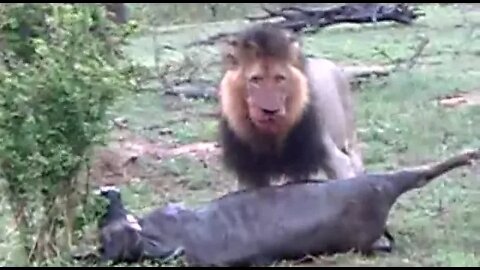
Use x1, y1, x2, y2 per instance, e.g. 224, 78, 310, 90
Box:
1, 3, 480, 267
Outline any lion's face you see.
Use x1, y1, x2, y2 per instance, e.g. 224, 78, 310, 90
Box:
218, 25, 310, 142
241, 57, 295, 135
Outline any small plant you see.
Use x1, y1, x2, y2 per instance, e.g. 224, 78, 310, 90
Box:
0, 3, 139, 265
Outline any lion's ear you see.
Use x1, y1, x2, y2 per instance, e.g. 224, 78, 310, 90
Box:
219, 35, 241, 70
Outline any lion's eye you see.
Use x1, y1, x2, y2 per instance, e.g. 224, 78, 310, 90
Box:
249, 75, 263, 84
274, 74, 286, 83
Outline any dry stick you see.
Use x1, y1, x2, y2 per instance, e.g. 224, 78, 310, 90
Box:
28, 201, 57, 263
151, 29, 165, 91
367, 35, 429, 83
376, 48, 396, 64
164, 63, 396, 101
163, 86, 217, 101
406, 36, 430, 70
185, 57, 201, 82
83, 156, 91, 209
390, 36, 429, 73
29, 174, 83, 263
48, 212, 61, 260
7, 191, 36, 262
150, 47, 183, 92
65, 175, 83, 252
345, 36, 429, 89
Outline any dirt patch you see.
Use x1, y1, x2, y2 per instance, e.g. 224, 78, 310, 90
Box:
88, 128, 220, 187
436, 89, 480, 108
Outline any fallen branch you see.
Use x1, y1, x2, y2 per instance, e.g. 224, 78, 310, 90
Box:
406, 36, 430, 70
343, 37, 431, 88
185, 32, 232, 48
160, 64, 395, 101
156, 142, 220, 159
386, 35, 430, 73
175, 37, 434, 102
186, 3, 425, 48
342, 65, 394, 79
163, 82, 218, 101
260, 3, 425, 32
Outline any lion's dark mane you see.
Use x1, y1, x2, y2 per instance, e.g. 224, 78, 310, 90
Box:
219, 89, 328, 186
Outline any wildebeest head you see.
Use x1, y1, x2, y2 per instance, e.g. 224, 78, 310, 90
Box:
94, 186, 184, 264
94, 185, 142, 231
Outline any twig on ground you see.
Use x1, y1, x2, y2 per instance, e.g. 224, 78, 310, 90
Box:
343, 65, 395, 79
388, 35, 430, 73
163, 83, 218, 101
406, 36, 430, 70
151, 30, 164, 90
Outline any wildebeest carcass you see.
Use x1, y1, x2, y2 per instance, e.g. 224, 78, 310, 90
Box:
91, 148, 479, 266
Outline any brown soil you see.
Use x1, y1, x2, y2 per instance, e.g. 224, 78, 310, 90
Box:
437, 89, 480, 108
88, 128, 220, 188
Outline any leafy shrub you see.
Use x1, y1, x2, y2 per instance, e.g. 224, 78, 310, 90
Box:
0, 3, 139, 265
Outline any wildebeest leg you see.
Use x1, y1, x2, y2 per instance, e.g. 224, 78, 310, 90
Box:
143, 246, 185, 264
370, 228, 395, 253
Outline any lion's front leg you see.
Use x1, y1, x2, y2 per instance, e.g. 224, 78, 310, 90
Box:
344, 136, 366, 175
236, 173, 271, 191
347, 146, 366, 175
320, 133, 358, 180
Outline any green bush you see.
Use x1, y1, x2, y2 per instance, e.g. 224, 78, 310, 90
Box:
0, 3, 139, 265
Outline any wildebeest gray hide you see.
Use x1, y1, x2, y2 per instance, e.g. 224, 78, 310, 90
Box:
95, 149, 479, 266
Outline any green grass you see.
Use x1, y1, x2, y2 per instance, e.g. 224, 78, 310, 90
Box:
2, 3, 480, 267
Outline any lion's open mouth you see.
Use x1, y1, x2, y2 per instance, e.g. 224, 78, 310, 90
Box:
254, 118, 280, 134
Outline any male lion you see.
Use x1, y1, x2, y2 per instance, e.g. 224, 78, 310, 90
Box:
217, 23, 365, 189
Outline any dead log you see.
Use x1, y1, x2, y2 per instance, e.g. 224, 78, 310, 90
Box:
254, 3, 425, 32
163, 83, 218, 101
186, 3, 425, 48
342, 65, 394, 79
172, 35, 434, 101
160, 64, 394, 101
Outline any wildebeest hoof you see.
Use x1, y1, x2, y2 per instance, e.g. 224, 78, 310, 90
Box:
371, 233, 394, 253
